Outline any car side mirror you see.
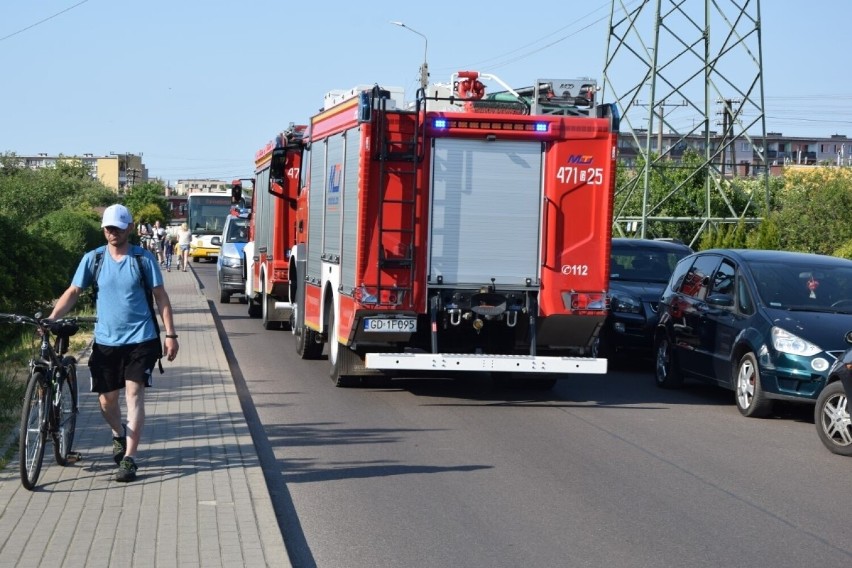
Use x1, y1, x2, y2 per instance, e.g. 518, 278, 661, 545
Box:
707, 293, 734, 307
211, 236, 221, 246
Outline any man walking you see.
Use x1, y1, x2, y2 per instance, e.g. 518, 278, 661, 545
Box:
48, 204, 179, 482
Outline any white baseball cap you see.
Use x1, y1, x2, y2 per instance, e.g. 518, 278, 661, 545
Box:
101, 204, 133, 230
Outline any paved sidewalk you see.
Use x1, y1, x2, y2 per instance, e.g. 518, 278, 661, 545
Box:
0, 267, 290, 567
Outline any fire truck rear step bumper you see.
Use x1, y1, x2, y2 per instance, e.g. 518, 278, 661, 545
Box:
365, 353, 607, 374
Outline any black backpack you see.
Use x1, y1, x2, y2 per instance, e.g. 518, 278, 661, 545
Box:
91, 245, 164, 373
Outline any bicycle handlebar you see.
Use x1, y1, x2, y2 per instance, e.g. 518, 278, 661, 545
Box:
0, 313, 97, 330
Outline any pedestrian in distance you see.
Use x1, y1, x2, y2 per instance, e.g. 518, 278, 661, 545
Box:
152, 220, 166, 266
164, 237, 175, 272
48, 204, 179, 482
138, 219, 152, 251
177, 222, 191, 272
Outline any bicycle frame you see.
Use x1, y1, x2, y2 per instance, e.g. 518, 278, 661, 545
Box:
1, 313, 93, 490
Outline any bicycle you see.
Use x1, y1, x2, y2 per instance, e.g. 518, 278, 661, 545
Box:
0, 312, 96, 490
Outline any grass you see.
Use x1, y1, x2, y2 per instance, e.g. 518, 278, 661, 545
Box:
0, 326, 93, 469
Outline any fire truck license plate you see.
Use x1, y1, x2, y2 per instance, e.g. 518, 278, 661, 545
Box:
363, 318, 417, 332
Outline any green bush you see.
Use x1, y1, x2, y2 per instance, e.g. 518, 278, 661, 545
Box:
832, 239, 852, 260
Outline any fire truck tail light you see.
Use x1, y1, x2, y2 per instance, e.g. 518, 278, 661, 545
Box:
562, 292, 607, 312
357, 285, 379, 304
356, 285, 407, 306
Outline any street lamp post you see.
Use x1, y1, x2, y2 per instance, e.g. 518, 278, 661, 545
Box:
390, 21, 429, 92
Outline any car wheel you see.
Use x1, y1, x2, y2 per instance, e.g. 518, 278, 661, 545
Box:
219, 288, 231, 304
592, 328, 614, 364
814, 381, 852, 456
734, 352, 773, 418
654, 335, 683, 388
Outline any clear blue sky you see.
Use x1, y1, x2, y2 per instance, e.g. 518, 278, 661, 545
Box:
1, 1, 848, 183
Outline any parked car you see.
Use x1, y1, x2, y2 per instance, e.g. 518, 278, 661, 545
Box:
596, 238, 692, 360
815, 347, 852, 455
654, 249, 852, 417
212, 214, 250, 304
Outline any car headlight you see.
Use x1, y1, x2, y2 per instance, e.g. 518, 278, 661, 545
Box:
222, 256, 241, 268
771, 326, 821, 356
610, 293, 642, 314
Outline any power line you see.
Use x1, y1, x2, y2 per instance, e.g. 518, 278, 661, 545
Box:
0, 1, 90, 43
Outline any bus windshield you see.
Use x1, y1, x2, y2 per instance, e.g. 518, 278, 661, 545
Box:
187, 193, 232, 236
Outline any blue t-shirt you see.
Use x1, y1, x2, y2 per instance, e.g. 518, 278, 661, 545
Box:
72, 245, 164, 346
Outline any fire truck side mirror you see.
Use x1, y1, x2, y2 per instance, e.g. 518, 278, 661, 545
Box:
269, 147, 299, 202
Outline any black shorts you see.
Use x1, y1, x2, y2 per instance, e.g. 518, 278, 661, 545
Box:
88, 338, 160, 393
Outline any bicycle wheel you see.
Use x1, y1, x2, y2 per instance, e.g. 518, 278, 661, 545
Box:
53, 362, 78, 466
19, 370, 48, 490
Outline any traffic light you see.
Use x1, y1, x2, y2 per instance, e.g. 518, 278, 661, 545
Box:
231, 180, 242, 205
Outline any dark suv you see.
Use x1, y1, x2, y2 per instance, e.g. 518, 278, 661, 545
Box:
654, 249, 852, 417
596, 238, 692, 360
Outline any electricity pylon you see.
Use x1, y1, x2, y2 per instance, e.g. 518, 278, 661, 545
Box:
602, 0, 770, 246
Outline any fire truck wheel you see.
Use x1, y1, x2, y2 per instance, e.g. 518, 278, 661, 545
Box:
247, 297, 261, 318
261, 280, 279, 330
219, 289, 231, 304
328, 308, 361, 387
295, 311, 323, 360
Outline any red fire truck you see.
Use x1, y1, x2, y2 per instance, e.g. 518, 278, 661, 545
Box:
245, 126, 306, 329
267, 72, 619, 387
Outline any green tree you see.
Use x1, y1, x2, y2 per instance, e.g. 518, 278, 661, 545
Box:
0, 156, 116, 315
746, 216, 781, 250
774, 168, 852, 255
123, 181, 169, 223
615, 149, 763, 245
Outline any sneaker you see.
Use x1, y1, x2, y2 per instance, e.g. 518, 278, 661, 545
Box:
116, 456, 138, 482
112, 433, 127, 465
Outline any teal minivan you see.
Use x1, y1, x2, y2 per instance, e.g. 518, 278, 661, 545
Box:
654, 249, 852, 418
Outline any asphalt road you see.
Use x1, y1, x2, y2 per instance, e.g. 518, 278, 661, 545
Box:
192, 261, 852, 568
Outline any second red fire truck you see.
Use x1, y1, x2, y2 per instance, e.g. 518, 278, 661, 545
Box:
257, 72, 619, 387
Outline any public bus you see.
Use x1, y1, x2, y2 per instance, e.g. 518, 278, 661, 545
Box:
186, 192, 233, 261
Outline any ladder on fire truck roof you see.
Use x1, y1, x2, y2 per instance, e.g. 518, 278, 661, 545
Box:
371, 86, 422, 308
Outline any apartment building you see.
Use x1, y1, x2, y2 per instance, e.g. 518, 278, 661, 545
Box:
11, 152, 147, 191
618, 132, 851, 176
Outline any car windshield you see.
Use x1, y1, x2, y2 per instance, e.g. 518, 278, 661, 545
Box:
750, 259, 852, 313
610, 247, 688, 283
226, 220, 249, 243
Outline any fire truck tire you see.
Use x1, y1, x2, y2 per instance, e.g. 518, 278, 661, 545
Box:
247, 296, 261, 318
295, 307, 323, 360
261, 280, 279, 330
328, 308, 361, 387
219, 289, 231, 304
